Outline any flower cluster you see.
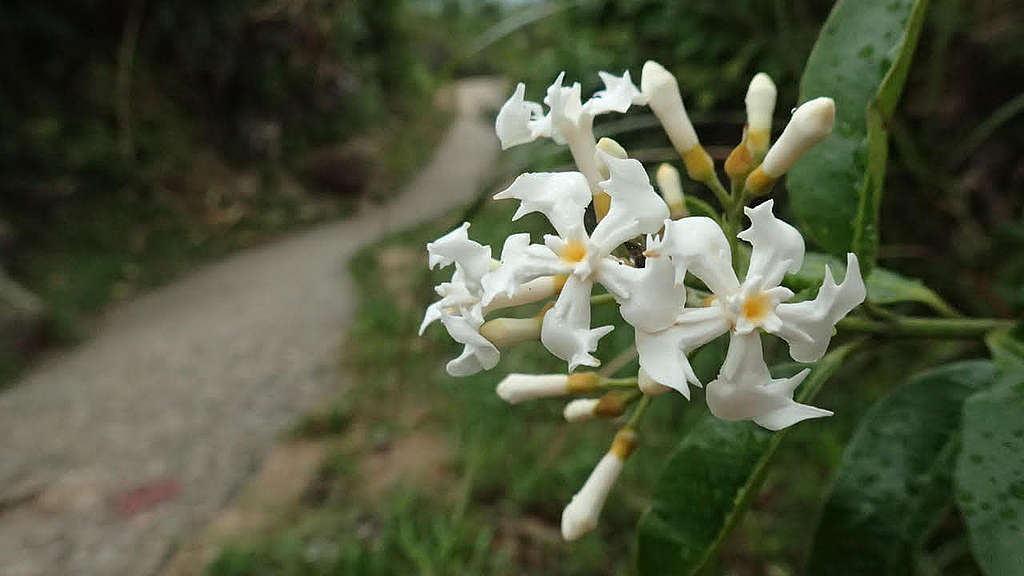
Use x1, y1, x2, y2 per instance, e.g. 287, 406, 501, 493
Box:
421, 62, 866, 541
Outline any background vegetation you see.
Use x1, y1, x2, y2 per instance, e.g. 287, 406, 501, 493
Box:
3, 0, 1022, 574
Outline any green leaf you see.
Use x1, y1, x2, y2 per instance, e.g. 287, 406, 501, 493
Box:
956, 369, 1024, 576
635, 343, 858, 576
985, 329, 1024, 370
807, 361, 997, 575
788, 0, 929, 273
786, 252, 957, 316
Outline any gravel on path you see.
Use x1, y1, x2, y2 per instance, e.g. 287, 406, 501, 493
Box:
0, 77, 506, 576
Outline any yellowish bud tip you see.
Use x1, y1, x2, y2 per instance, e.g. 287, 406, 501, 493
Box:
681, 145, 714, 182
743, 165, 778, 197
610, 428, 638, 459
655, 163, 686, 219
567, 372, 599, 393
594, 392, 627, 418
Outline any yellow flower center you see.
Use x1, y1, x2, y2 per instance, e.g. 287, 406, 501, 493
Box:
561, 239, 588, 263
741, 292, 771, 323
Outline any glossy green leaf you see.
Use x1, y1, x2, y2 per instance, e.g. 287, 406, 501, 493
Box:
807, 361, 997, 575
788, 0, 929, 273
985, 329, 1024, 370
635, 343, 857, 576
786, 252, 956, 315
956, 369, 1024, 576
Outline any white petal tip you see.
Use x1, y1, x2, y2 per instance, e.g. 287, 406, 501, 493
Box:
793, 97, 835, 139
640, 60, 675, 94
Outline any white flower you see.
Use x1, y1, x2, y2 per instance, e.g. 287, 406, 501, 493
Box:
495, 71, 645, 195
561, 429, 635, 540
421, 223, 562, 377
635, 200, 865, 428
486, 151, 669, 371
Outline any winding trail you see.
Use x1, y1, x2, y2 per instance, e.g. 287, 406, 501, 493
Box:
0, 78, 505, 576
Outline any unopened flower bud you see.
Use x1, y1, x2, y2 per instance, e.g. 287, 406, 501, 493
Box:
564, 398, 600, 422
479, 316, 542, 348
497, 372, 599, 404
561, 428, 636, 541
638, 367, 671, 396
479, 302, 554, 348
641, 61, 713, 182
744, 73, 776, 157
595, 138, 628, 179
727, 74, 779, 184
655, 163, 687, 219
592, 138, 628, 221
745, 97, 834, 196
484, 275, 567, 312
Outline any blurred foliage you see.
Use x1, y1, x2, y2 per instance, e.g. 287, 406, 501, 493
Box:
469, 0, 1024, 319
0, 0, 454, 340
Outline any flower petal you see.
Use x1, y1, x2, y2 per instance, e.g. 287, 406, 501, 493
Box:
541, 275, 613, 371
583, 70, 646, 116
426, 223, 492, 287
660, 217, 740, 295
737, 200, 804, 290
495, 82, 548, 149
481, 233, 568, 306
494, 172, 591, 239
544, 72, 584, 144
419, 299, 444, 335
588, 151, 670, 255
441, 308, 500, 377
635, 306, 730, 397
705, 331, 831, 430
601, 254, 683, 333
773, 253, 866, 363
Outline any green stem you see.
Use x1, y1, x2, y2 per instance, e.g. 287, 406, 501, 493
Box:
704, 175, 732, 212
590, 293, 616, 306
600, 377, 639, 389
625, 395, 652, 428
837, 316, 1013, 338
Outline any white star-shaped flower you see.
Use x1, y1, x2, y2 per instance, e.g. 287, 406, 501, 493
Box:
633, 200, 865, 429
495, 71, 646, 196
484, 151, 669, 371
421, 223, 563, 377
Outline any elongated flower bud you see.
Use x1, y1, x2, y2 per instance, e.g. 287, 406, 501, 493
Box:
479, 302, 554, 348
564, 398, 600, 422
727, 73, 778, 184
593, 137, 628, 220
655, 163, 687, 219
745, 97, 834, 196
561, 428, 636, 541
745, 73, 776, 157
641, 61, 713, 182
484, 275, 567, 312
479, 316, 542, 348
497, 372, 598, 404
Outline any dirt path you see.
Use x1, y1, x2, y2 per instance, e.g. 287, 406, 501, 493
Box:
0, 77, 506, 576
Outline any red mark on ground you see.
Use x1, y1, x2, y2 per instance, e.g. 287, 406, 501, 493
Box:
110, 477, 182, 518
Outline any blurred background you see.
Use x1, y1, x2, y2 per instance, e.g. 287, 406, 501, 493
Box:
1, 1, 1022, 575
